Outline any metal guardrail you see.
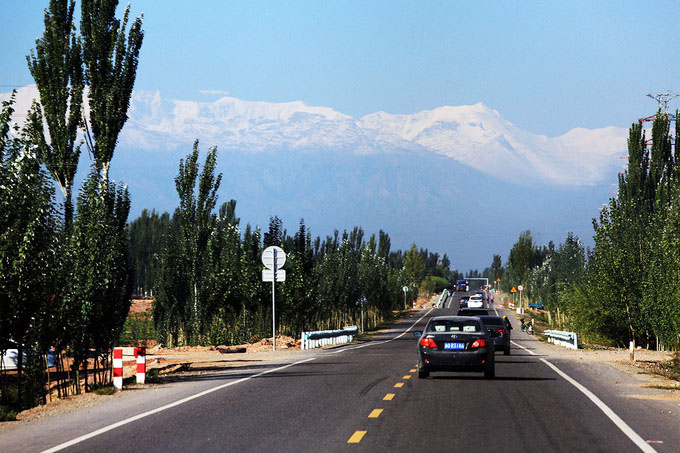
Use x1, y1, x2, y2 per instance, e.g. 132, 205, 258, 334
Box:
437, 289, 448, 308
301, 326, 358, 350
544, 329, 578, 350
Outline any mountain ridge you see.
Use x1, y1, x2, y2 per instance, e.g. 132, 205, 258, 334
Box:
0, 85, 622, 269
3, 86, 627, 186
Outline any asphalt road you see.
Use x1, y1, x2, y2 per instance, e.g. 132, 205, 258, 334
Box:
2, 295, 678, 452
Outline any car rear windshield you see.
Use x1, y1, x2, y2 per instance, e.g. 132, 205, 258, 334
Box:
479, 317, 504, 326
428, 320, 482, 333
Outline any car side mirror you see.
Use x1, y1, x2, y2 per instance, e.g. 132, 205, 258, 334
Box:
413, 331, 422, 338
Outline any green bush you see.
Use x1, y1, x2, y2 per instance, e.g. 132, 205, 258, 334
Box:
118, 313, 156, 347
425, 276, 450, 293
0, 387, 19, 421
0, 405, 17, 422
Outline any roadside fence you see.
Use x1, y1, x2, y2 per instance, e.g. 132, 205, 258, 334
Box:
545, 330, 578, 350
301, 326, 358, 350
436, 289, 448, 308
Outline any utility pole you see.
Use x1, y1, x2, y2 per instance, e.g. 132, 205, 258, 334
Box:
647, 91, 679, 112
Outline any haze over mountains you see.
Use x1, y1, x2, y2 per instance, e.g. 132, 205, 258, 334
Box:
2, 86, 628, 270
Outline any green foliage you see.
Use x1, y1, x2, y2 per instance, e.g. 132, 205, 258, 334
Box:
26, 0, 84, 230
0, 93, 58, 410
404, 243, 425, 295
118, 312, 155, 347
501, 111, 680, 350
80, 0, 144, 178
0, 386, 18, 421
149, 164, 438, 345
425, 276, 450, 293
2, 0, 145, 410
129, 209, 169, 295
93, 385, 117, 395
154, 142, 222, 345
65, 169, 133, 368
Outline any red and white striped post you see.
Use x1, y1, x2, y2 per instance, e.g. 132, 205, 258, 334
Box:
113, 347, 123, 389
135, 347, 146, 384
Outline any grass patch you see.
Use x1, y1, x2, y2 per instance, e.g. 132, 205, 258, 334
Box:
644, 384, 680, 391
145, 368, 161, 383
92, 385, 117, 395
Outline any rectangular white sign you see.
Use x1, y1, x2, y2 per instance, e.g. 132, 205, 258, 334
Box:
262, 269, 286, 282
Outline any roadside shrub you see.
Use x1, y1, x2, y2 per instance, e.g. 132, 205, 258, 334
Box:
425, 276, 450, 293
0, 387, 19, 421
118, 313, 156, 347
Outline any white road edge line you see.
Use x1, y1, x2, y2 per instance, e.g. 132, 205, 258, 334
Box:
511, 340, 656, 453
329, 308, 434, 354
40, 357, 317, 453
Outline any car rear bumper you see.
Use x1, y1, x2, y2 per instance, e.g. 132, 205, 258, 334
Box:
419, 348, 490, 371
491, 336, 510, 349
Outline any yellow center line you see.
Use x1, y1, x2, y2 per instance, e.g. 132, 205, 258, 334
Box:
347, 431, 366, 443
403, 375, 411, 379
409, 369, 416, 373
383, 393, 395, 401
394, 382, 404, 388
368, 409, 383, 418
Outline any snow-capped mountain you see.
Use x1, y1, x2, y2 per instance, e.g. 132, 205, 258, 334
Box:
1, 86, 628, 269
361, 104, 626, 185
3, 86, 627, 186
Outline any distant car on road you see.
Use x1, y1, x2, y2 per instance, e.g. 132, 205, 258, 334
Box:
468, 294, 484, 308
457, 308, 489, 316
414, 316, 495, 379
458, 296, 470, 308
477, 315, 511, 355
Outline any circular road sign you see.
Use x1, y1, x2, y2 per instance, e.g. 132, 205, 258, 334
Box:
518, 285, 524, 291
402, 286, 408, 293
262, 246, 286, 270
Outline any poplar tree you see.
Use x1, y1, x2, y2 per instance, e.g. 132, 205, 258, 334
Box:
0, 94, 58, 407
129, 209, 170, 295
155, 142, 222, 345
66, 170, 132, 391
80, 0, 144, 179
26, 0, 84, 232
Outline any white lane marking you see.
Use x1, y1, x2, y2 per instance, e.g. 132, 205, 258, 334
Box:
511, 340, 656, 453
41, 357, 317, 453
328, 308, 434, 354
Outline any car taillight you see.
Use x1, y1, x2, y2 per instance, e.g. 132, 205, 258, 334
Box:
471, 339, 488, 348
419, 338, 437, 348
497, 328, 506, 335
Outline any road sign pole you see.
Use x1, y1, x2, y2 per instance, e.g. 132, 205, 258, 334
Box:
272, 249, 277, 352
517, 284, 524, 313
262, 246, 286, 352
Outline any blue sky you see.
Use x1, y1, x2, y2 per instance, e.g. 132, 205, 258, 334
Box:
2, 0, 679, 137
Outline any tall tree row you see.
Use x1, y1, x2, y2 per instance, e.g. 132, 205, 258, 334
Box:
495, 111, 680, 350
586, 111, 680, 348
1, 0, 144, 413
150, 146, 453, 347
